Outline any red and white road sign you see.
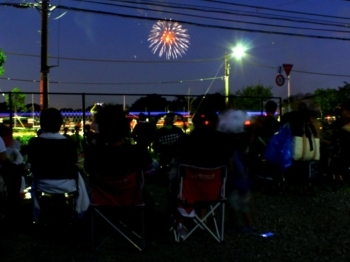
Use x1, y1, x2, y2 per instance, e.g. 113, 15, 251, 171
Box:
275, 74, 285, 86
283, 64, 293, 76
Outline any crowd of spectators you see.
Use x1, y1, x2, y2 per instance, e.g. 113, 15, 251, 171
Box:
1, 98, 350, 240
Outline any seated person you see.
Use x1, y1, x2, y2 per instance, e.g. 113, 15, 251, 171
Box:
153, 113, 185, 167
177, 111, 227, 168
27, 108, 90, 222
169, 111, 229, 232
84, 104, 153, 203
0, 124, 24, 165
0, 134, 23, 231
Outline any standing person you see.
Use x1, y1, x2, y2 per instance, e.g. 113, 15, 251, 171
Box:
71, 125, 83, 154
249, 100, 281, 189
216, 109, 256, 233
328, 99, 350, 185
250, 101, 280, 156
63, 127, 70, 138
132, 113, 155, 152
280, 101, 319, 190
90, 103, 104, 134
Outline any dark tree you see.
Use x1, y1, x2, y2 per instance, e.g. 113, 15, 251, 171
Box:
130, 94, 168, 112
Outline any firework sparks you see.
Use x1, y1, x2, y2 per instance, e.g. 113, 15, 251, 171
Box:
148, 20, 190, 59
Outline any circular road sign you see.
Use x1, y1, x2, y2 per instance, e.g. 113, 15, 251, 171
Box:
275, 74, 285, 86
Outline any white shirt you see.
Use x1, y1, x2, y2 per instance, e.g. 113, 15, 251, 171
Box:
31, 132, 90, 221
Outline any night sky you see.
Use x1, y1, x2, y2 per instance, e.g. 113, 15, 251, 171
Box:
1, 0, 350, 108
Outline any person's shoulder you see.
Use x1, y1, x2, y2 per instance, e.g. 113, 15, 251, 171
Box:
172, 125, 184, 133
28, 136, 39, 144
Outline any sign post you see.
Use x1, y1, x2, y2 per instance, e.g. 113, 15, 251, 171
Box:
283, 64, 293, 112
275, 74, 285, 86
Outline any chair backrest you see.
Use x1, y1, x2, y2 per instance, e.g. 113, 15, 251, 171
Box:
28, 137, 78, 180
178, 164, 227, 205
91, 171, 144, 206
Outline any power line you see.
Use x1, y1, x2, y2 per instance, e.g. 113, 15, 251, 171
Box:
74, 0, 350, 34
245, 62, 350, 78
0, 76, 224, 85
4, 51, 222, 63
3, 60, 350, 87
6, 49, 350, 78
52, 4, 350, 41
203, 0, 350, 21
81, 0, 350, 29
2, 2, 350, 41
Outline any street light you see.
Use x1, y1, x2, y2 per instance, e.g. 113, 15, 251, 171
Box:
224, 43, 247, 107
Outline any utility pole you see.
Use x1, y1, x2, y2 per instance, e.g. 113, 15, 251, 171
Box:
4, 1, 57, 109
224, 52, 230, 107
40, 0, 49, 110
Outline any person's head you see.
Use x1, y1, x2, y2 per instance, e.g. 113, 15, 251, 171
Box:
265, 100, 277, 115
0, 124, 13, 147
97, 104, 129, 143
63, 127, 69, 133
340, 99, 350, 123
192, 111, 218, 130
40, 108, 63, 133
36, 128, 42, 137
84, 124, 91, 132
164, 113, 175, 126
138, 113, 147, 122
90, 103, 104, 121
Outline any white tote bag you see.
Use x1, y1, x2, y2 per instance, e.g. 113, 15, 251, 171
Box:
292, 124, 320, 161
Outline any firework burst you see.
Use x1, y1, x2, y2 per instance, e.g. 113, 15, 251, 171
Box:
148, 20, 190, 59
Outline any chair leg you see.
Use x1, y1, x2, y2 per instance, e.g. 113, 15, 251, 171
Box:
221, 203, 225, 242
140, 208, 145, 250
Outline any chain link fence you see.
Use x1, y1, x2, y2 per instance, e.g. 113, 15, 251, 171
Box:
1, 92, 281, 134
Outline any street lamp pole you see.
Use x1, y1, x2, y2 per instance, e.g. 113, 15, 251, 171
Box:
224, 52, 230, 107
40, 0, 49, 110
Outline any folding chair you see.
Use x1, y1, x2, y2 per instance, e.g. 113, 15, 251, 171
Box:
90, 171, 145, 252
28, 137, 81, 225
172, 164, 227, 243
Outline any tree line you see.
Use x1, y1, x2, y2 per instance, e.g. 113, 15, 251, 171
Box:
1, 48, 349, 117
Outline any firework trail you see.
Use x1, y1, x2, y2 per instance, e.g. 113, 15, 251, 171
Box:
148, 20, 190, 59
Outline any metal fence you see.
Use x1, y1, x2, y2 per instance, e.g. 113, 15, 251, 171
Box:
2, 91, 282, 132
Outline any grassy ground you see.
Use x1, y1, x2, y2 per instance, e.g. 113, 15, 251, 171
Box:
1, 179, 350, 262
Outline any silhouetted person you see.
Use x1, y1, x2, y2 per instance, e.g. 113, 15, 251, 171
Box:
153, 113, 185, 168
85, 105, 152, 178
63, 127, 70, 138
27, 108, 90, 222
132, 113, 155, 152
71, 125, 83, 154
0, 126, 23, 233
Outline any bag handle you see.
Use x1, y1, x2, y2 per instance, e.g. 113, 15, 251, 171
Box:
299, 122, 317, 161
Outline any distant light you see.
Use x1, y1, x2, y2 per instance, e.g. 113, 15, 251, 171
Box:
232, 44, 247, 60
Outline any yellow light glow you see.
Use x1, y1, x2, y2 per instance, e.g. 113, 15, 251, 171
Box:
162, 31, 175, 44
